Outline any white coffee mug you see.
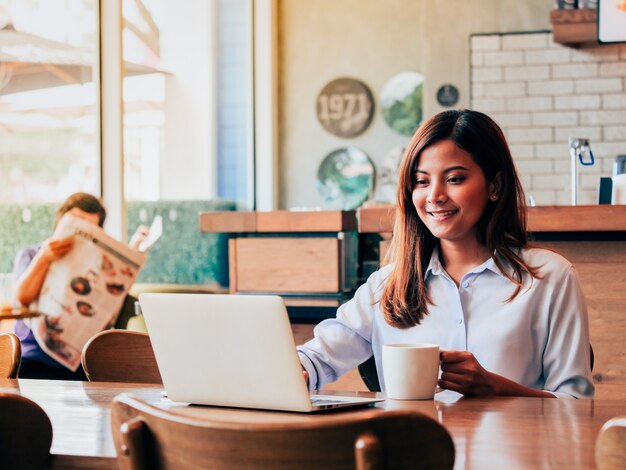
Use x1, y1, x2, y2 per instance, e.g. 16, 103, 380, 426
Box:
382, 343, 440, 400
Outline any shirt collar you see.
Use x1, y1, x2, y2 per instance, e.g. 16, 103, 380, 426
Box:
425, 245, 443, 278
425, 244, 511, 280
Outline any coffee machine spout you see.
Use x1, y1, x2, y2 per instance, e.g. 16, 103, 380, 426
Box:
569, 137, 594, 205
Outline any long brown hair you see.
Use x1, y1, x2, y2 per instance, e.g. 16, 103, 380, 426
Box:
381, 109, 539, 328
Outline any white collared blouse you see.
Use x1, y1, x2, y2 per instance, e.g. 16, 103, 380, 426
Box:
297, 246, 594, 398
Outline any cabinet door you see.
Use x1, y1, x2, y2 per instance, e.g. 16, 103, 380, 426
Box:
230, 238, 340, 293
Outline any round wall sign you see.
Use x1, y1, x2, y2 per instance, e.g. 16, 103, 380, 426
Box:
436, 84, 459, 107
316, 78, 374, 138
317, 147, 375, 210
380, 71, 424, 137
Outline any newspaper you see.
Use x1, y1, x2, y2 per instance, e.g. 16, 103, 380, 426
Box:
33, 215, 147, 371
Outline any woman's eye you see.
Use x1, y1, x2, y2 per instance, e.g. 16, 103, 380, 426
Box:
415, 179, 429, 186
447, 176, 465, 184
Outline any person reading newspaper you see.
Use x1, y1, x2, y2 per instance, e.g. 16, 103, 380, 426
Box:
12, 193, 149, 380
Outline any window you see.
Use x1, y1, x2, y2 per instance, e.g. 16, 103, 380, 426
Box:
0, 0, 99, 272
0, 0, 99, 203
0, 0, 256, 287
121, 0, 254, 286
122, 0, 254, 206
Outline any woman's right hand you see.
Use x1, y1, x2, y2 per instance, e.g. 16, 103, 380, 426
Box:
40, 236, 75, 264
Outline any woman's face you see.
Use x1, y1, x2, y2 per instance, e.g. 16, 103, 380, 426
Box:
67, 207, 101, 226
411, 139, 496, 247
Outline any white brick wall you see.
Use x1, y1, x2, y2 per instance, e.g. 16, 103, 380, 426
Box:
471, 32, 626, 205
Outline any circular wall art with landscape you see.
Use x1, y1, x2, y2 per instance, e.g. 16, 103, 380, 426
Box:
316, 78, 375, 138
373, 145, 405, 204
380, 71, 424, 136
317, 147, 375, 210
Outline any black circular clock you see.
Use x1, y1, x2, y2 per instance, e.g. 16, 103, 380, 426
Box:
436, 84, 459, 107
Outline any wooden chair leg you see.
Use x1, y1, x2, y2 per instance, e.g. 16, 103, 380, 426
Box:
355, 431, 383, 470
119, 417, 154, 470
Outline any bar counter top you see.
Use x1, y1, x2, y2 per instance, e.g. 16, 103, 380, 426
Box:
357, 205, 626, 233
200, 210, 357, 233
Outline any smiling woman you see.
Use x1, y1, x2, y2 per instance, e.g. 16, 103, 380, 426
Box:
297, 109, 594, 400
412, 140, 495, 256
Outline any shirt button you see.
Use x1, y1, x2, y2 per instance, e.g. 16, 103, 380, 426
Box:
462, 281, 469, 288
458, 318, 463, 324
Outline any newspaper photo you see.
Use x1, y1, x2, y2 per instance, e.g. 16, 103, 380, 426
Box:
32, 214, 147, 371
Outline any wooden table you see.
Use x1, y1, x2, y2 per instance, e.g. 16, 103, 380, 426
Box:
1, 379, 624, 469
0, 379, 162, 469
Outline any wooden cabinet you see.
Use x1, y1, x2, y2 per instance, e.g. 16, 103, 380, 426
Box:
230, 237, 343, 293
200, 211, 358, 306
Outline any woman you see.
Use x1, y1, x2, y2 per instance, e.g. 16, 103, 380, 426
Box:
297, 110, 594, 398
13, 192, 146, 380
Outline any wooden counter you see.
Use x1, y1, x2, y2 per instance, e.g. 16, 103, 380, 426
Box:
200, 210, 357, 233
358, 205, 626, 233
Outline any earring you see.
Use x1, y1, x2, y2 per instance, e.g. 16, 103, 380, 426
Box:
490, 194, 498, 201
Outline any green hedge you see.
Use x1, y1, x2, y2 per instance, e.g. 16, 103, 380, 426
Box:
0, 200, 235, 287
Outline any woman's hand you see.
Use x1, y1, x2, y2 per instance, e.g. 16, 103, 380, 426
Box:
439, 350, 496, 396
439, 350, 556, 398
40, 236, 75, 264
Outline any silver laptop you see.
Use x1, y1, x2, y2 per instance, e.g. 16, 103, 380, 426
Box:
139, 293, 383, 412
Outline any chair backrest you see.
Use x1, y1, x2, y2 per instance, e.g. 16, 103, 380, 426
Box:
81, 330, 162, 384
0, 332, 21, 379
596, 416, 626, 470
358, 355, 381, 392
111, 393, 455, 470
0, 393, 53, 470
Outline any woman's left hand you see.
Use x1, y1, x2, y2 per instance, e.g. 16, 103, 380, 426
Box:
439, 350, 496, 396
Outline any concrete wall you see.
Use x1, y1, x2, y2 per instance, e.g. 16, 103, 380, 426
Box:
278, 0, 551, 209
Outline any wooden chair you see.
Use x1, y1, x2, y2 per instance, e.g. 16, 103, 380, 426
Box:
81, 330, 162, 384
596, 416, 626, 470
111, 393, 455, 470
0, 393, 53, 470
0, 332, 21, 378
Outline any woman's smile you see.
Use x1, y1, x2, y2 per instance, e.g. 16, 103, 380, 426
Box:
428, 209, 459, 219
